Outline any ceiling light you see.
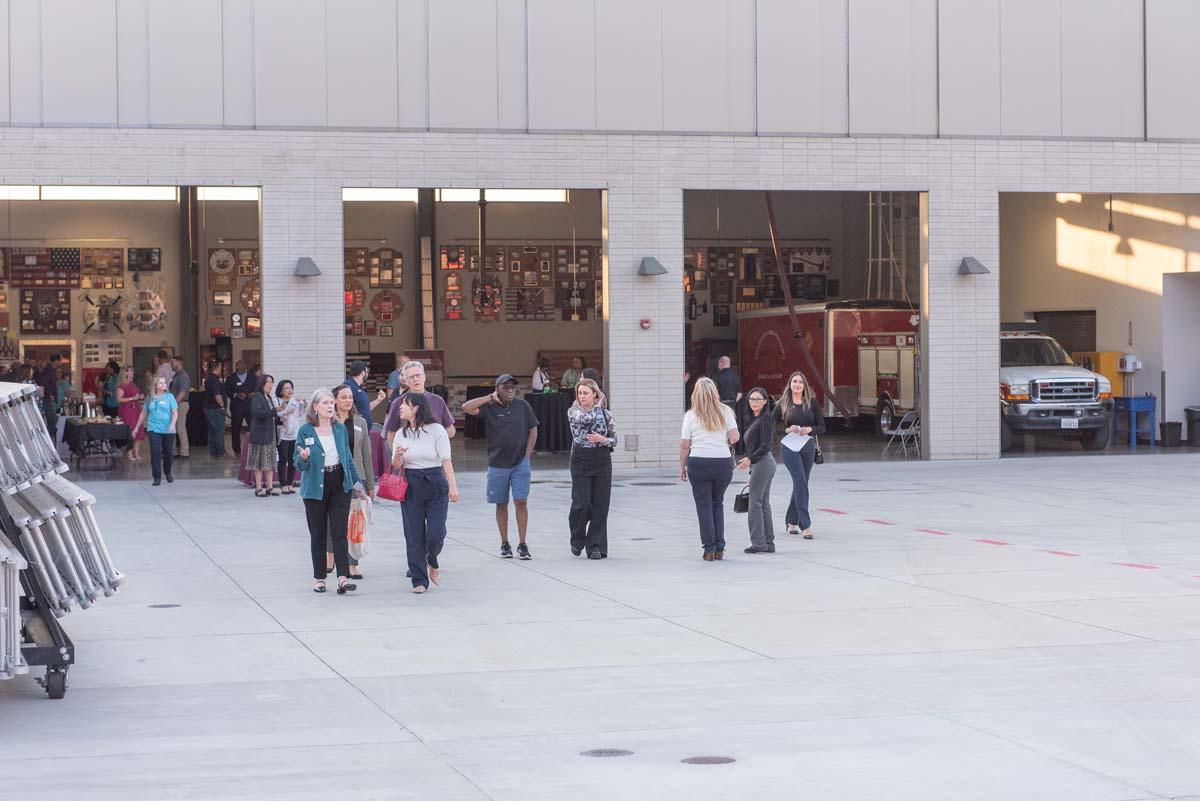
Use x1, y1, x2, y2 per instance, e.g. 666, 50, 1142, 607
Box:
342, 188, 419, 202
197, 187, 259, 201
436, 188, 567, 203
40, 185, 178, 201
0, 186, 40, 200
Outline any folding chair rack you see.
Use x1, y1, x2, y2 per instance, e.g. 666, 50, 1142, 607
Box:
0, 382, 122, 699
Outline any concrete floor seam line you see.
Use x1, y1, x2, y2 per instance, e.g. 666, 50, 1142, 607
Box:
786, 553, 1162, 644
438, 532, 779, 661
929, 710, 1170, 801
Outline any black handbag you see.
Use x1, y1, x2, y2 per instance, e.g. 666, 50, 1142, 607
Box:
813, 436, 825, 465
733, 484, 750, 513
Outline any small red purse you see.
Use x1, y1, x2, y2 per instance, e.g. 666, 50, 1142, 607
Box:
377, 469, 408, 502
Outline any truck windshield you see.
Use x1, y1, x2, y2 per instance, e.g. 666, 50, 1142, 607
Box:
1001, 338, 1074, 367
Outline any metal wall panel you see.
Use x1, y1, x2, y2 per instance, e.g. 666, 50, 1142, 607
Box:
528, 0, 596, 131
253, 0, 327, 127
148, 0, 224, 127
222, 0, 255, 127
1000, 0, 1062, 137
327, 0, 399, 128
661, 0, 756, 133
497, 0, 528, 130
1146, 0, 1200, 139
848, 0, 937, 136
396, 0, 429, 129
1061, 0, 1143, 139
757, 0, 848, 135
429, 0, 498, 129
117, 0, 149, 127
596, 0, 663, 132
41, 0, 118, 126
938, 0, 1000, 136
8, 0, 40, 125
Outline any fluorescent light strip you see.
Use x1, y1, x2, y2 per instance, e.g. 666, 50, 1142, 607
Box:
197, 187, 260, 201
342, 188, 419, 202
0, 186, 39, 200
437, 188, 567, 203
40, 186, 178, 201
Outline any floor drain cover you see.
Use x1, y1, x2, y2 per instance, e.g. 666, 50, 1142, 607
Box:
630, 537, 653, 541
681, 756, 735, 765
631, 481, 674, 487
581, 749, 634, 758
148, 603, 181, 609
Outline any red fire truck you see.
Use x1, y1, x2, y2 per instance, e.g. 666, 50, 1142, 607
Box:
737, 300, 920, 434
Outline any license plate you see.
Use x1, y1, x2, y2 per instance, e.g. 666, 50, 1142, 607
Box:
1060, 418, 1079, 430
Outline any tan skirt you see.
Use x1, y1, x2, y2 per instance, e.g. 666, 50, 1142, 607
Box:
246, 442, 277, 471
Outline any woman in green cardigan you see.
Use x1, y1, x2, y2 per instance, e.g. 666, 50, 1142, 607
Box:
294, 388, 363, 594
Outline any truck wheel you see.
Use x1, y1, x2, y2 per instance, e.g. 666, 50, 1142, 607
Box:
1000, 419, 1015, 452
1080, 424, 1110, 451
875, 399, 895, 439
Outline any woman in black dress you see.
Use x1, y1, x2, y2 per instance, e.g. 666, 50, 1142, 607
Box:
774, 371, 824, 539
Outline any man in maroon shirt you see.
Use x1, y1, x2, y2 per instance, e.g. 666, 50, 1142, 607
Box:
384, 360, 455, 451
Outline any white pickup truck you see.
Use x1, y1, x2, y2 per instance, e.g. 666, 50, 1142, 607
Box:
999, 331, 1112, 452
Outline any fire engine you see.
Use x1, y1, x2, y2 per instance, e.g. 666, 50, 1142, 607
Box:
737, 300, 920, 434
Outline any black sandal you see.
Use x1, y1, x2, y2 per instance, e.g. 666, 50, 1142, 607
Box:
349, 572, 363, 580
337, 581, 357, 595
254, 489, 266, 497
313, 581, 326, 593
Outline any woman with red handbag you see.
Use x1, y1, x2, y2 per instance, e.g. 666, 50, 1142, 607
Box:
391, 392, 458, 594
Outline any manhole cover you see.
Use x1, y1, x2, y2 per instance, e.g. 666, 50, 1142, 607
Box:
148, 603, 181, 609
631, 481, 674, 487
681, 756, 735, 765
630, 537, 653, 541
581, 748, 634, 758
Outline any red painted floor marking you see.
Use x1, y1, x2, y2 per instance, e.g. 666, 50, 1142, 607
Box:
973, 539, 1010, 546
1042, 549, 1081, 557
818, 508, 847, 515
865, 519, 895, 526
1112, 562, 1159, 570
917, 528, 954, 536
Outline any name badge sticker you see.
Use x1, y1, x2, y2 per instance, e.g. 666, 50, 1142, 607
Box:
304, 437, 315, 446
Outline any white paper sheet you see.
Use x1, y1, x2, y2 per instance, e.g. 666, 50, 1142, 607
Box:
781, 432, 811, 452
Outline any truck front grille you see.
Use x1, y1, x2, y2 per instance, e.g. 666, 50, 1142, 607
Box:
1032, 379, 1096, 402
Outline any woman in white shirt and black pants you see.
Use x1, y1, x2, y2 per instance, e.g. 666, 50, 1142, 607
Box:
680, 377, 740, 561
392, 392, 460, 593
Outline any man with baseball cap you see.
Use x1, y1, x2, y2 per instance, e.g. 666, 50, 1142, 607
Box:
462, 373, 539, 559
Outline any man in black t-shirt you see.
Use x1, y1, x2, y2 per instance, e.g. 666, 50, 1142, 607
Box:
202, 362, 227, 457
462, 374, 539, 560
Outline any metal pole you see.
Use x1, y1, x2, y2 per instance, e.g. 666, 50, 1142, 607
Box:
477, 189, 488, 284
764, 192, 854, 418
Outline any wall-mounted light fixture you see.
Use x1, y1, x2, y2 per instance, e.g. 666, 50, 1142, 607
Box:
958, 257, 990, 275
638, 256, 667, 276
294, 257, 321, 277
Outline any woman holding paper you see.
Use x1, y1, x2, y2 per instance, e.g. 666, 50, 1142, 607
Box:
774, 372, 825, 539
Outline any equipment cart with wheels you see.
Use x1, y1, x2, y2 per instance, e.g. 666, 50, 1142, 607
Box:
0, 381, 123, 700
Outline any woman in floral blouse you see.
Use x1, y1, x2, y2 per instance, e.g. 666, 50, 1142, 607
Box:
566, 378, 616, 559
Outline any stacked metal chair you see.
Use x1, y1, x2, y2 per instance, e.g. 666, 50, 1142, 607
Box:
0, 381, 123, 698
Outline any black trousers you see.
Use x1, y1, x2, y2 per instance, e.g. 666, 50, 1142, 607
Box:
230, 402, 247, 455
687, 456, 733, 553
402, 467, 449, 589
277, 439, 297, 487
147, 431, 174, 481
304, 465, 351, 579
569, 446, 612, 556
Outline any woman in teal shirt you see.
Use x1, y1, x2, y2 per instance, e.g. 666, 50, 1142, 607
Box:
294, 388, 363, 594
132, 375, 178, 486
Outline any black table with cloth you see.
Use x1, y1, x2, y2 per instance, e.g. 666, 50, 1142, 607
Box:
464, 385, 491, 440
186, 388, 208, 447
525, 389, 573, 453
63, 418, 130, 461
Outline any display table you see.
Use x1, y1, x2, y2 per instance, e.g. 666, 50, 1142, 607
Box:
526, 390, 573, 453
185, 389, 208, 447
237, 432, 279, 487
1113, 395, 1156, 448
63, 418, 130, 463
464, 385, 491, 439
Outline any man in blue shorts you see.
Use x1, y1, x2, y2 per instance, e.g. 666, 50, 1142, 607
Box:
462, 373, 539, 559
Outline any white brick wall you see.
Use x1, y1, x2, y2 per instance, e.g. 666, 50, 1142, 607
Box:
4, 127, 1197, 464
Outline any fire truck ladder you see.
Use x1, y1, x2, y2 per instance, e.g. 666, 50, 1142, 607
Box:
866, 191, 914, 304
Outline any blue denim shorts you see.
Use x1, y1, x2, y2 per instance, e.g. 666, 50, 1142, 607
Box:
486, 457, 531, 504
